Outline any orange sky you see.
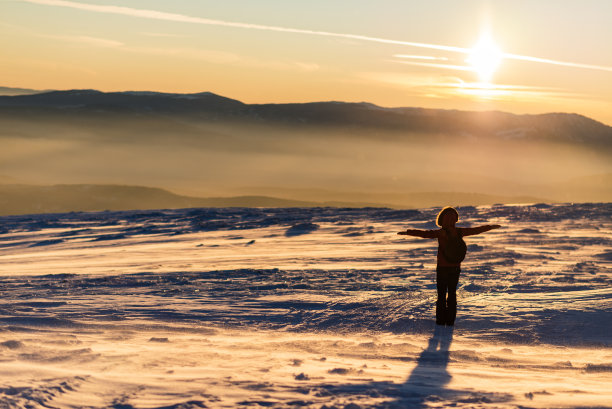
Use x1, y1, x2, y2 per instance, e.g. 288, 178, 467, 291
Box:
2, 0, 612, 125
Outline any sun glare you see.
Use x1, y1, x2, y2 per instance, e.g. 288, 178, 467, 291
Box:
466, 34, 503, 83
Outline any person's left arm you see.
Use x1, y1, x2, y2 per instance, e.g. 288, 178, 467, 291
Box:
461, 225, 501, 237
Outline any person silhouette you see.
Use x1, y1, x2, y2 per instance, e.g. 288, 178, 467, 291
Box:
398, 206, 501, 326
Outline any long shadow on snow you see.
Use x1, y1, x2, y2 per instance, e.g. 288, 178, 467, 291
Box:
393, 325, 454, 408
303, 326, 513, 408
306, 326, 455, 408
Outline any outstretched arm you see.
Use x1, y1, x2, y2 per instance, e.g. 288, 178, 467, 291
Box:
397, 229, 438, 239
461, 224, 501, 237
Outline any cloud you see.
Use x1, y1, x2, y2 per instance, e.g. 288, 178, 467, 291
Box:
124, 46, 241, 65
359, 72, 462, 89
18, 0, 470, 53
45, 34, 124, 47
359, 71, 583, 103
139, 32, 188, 38
2, 21, 123, 48
391, 55, 475, 75
19, 0, 612, 73
120, 46, 319, 73
393, 60, 473, 72
5, 18, 317, 73
393, 55, 449, 61
4, 56, 98, 76
293, 62, 320, 72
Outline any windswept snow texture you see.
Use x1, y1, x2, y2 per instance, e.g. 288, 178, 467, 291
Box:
0, 203, 611, 408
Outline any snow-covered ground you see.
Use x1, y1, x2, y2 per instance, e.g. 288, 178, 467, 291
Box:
0, 203, 610, 408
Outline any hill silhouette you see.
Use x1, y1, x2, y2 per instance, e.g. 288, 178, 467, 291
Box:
1, 89, 610, 147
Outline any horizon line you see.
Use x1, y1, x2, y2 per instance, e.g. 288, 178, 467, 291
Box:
1, 85, 610, 125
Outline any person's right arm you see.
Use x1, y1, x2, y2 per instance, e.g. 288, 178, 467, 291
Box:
397, 229, 438, 239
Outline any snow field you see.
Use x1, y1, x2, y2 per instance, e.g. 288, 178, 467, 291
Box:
0, 203, 610, 408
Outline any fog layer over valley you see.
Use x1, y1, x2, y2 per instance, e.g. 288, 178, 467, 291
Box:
0, 90, 610, 214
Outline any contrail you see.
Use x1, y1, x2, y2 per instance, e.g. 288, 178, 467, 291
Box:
503, 53, 612, 73
20, 0, 612, 73
19, 0, 468, 53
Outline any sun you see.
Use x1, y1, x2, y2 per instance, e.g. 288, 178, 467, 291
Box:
466, 34, 503, 83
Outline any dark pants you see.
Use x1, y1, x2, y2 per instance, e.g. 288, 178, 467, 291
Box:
436, 266, 460, 326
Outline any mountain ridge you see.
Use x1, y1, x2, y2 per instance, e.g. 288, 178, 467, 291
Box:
1, 88, 610, 146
